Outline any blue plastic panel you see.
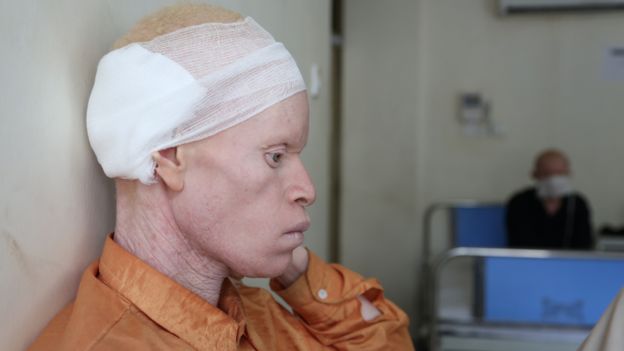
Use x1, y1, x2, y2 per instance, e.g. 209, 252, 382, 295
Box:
483, 257, 624, 326
453, 205, 507, 247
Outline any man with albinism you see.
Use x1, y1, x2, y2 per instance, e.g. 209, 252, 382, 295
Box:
29, 4, 414, 350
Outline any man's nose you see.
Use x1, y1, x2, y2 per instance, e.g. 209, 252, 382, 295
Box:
290, 159, 316, 207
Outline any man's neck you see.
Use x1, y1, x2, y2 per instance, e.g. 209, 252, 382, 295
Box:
543, 197, 562, 216
113, 180, 228, 306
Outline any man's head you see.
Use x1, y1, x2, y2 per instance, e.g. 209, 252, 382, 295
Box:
532, 149, 571, 181
87, 4, 306, 183
532, 149, 573, 199
87, 4, 314, 277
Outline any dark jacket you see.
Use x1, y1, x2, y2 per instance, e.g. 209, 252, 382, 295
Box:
506, 187, 593, 249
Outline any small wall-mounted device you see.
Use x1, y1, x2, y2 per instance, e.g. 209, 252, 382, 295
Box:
459, 93, 487, 122
459, 92, 492, 136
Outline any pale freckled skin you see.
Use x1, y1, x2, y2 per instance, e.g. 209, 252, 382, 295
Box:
114, 92, 315, 305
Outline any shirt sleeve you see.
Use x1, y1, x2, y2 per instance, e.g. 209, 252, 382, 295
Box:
269, 250, 415, 350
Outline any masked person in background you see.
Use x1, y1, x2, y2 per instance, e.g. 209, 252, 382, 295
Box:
28, 4, 414, 350
506, 149, 593, 249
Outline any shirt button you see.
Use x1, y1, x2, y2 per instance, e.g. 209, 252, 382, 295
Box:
317, 289, 328, 300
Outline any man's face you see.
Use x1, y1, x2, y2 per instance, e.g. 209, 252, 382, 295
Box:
534, 155, 570, 181
172, 92, 315, 278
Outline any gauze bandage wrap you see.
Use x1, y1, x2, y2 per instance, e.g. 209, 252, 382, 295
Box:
87, 17, 306, 184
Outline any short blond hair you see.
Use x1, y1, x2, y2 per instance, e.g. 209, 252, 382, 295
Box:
113, 3, 243, 49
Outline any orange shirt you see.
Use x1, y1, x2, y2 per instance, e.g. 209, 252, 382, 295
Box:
29, 236, 414, 350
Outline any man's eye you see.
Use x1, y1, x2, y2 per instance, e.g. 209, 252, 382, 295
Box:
265, 152, 284, 168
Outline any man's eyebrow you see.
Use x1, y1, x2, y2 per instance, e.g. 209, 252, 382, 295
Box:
262, 142, 287, 149
262, 141, 307, 154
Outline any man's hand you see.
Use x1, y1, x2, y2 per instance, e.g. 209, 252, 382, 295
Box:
276, 246, 309, 288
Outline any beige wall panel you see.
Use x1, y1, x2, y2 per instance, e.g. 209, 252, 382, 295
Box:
342, 0, 424, 329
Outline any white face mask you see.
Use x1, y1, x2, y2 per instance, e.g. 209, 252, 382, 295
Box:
536, 175, 573, 199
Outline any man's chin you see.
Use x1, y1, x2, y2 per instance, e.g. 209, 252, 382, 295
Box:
230, 255, 292, 279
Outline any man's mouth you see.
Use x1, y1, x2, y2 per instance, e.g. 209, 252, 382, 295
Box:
284, 221, 310, 235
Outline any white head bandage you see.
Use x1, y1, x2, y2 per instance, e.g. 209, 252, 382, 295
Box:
87, 17, 306, 184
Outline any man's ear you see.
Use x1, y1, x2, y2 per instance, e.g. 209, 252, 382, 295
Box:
152, 147, 186, 192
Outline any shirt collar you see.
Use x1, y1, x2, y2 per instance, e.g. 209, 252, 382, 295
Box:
98, 235, 247, 350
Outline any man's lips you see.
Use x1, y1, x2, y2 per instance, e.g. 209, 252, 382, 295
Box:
284, 221, 310, 235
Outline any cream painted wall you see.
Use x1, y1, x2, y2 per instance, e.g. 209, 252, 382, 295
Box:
341, 0, 424, 331
341, 0, 624, 336
0, 1, 331, 350
1, 2, 117, 350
